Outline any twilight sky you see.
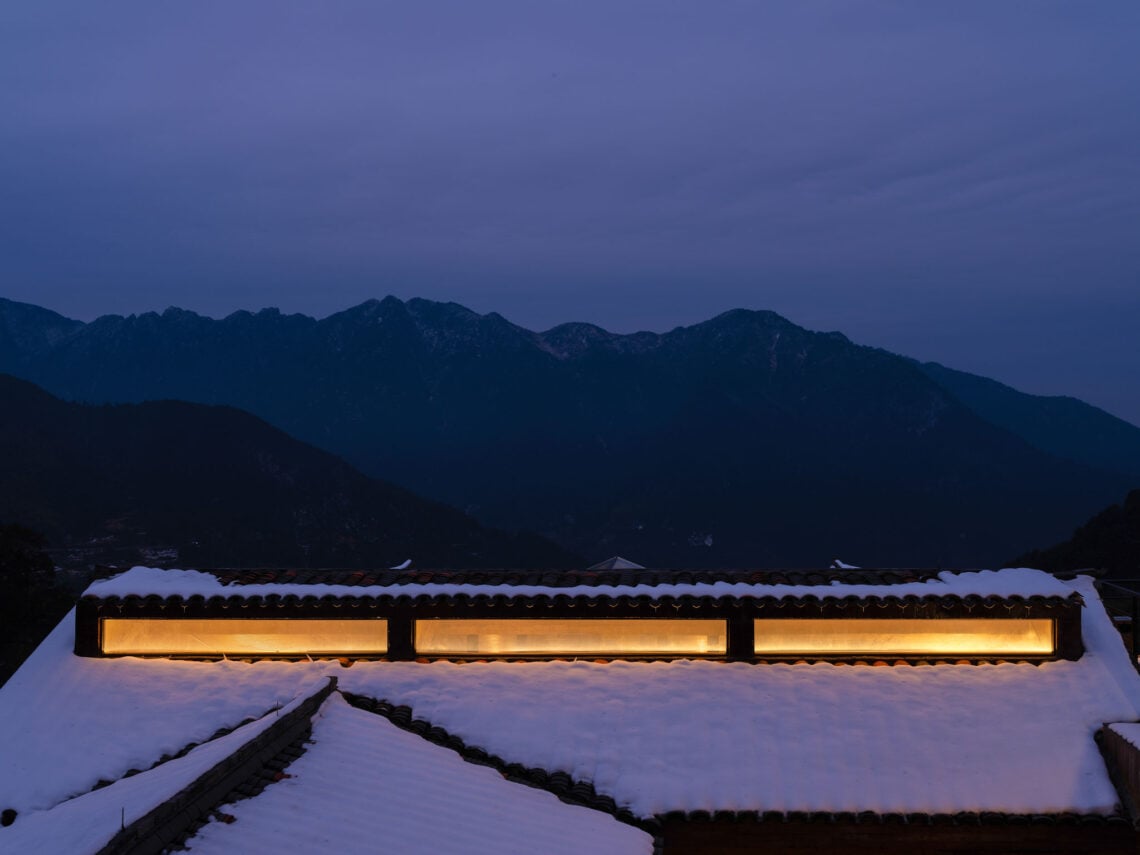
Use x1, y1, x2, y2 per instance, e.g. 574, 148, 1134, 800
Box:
2, 2, 1138, 423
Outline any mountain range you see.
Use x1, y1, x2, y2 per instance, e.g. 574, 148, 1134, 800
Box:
2, 295, 1137, 567
0, 373, 576, 569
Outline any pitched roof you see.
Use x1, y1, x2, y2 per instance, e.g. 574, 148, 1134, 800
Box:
2, 567, 1139, 851
182, 694, 651, 855
0, 678, 332, 853
328, 578, 1137, 817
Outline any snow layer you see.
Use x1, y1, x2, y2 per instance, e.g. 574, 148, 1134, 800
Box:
338, 578, 1140, 816
84, 565, 1076, 601
2, 574, 1136, 836
184, 694, 651, 855
1, 680, 329, 855
0, 610, 323, 816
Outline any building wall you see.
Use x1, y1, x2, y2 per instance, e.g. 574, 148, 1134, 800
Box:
659, 817, 1138, 855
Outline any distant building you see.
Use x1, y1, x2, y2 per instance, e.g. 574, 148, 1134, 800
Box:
588, 556, 646, 570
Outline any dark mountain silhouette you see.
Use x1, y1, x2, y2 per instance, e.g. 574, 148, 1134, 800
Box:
1, 296, 1134, 567
0, 374, 577, 569
1013, 490, 1140, 578
918, 361, 1140, 478
0, 299, 83, 367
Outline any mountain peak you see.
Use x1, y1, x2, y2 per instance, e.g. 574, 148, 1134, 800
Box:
160, 306, 204, 322
0, 298, 83, 330
322, 297, 407, 324
355, 296, 398, 313
700, 308, 796, 330
0, 298, 85, 357
405, 297, 482, 324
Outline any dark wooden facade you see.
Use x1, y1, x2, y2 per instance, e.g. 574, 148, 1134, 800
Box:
659, 814, 1139, 854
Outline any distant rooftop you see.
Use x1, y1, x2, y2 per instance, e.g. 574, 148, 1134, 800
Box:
587, 556, 646, 571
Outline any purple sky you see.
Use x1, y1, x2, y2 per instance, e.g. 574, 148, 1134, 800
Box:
2, 2, 1138, 424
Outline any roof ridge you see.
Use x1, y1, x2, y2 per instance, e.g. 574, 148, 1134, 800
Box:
6, 703, 285, 822
170, 718, 315, 848
95, 678, 336, 854
339, 690, 659, 837
85, 591, 1081, 607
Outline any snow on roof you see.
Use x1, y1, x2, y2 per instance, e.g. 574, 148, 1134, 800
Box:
334, 578, 1140, 817
184, 694, 651, 855
1, 679, 328, 855
2, 572, 1138, 838
0, 611, 319, 817
83, 565, 1076, 601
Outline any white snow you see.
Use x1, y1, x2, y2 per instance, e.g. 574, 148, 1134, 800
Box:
83, 565, 1077, 601
0, 679, 330, 855
0, 610, 325, 816
2, 571, 1136, 845
337, 580, 1140, 816
183, 694, 651, 855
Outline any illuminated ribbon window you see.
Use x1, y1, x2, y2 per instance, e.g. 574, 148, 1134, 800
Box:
753, 618, 1054, 656
414, 618, 727, 657
101, 618, 389, 656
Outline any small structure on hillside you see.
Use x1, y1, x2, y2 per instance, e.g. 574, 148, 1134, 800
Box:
588, 556, 646, 571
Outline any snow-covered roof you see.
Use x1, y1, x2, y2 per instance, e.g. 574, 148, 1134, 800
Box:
3, 569, 1139, 852
0, 680, 328, 854
335, 581, 1132, 817
0, 671, 648, 855
179, 694, 650, 855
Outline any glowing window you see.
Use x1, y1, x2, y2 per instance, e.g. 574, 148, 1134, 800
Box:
753, 618, 1054, 656
101, 618, 389, 656
414, 618, 727, 656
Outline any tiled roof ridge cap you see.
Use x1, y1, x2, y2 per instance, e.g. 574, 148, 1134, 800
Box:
88, 565, 1044, 586
192, 566, 971, 585
1, 694, 305, 825
168, 711, 323, 849
95, 677, 336, 855
82, 566, 1081, 602
338, 690, 660, 836
83, 590, 1081, 606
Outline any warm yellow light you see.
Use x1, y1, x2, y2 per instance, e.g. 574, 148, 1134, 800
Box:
101, 619, 389, 655
414, 619, 727, 656
753, 618, 1054, 656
